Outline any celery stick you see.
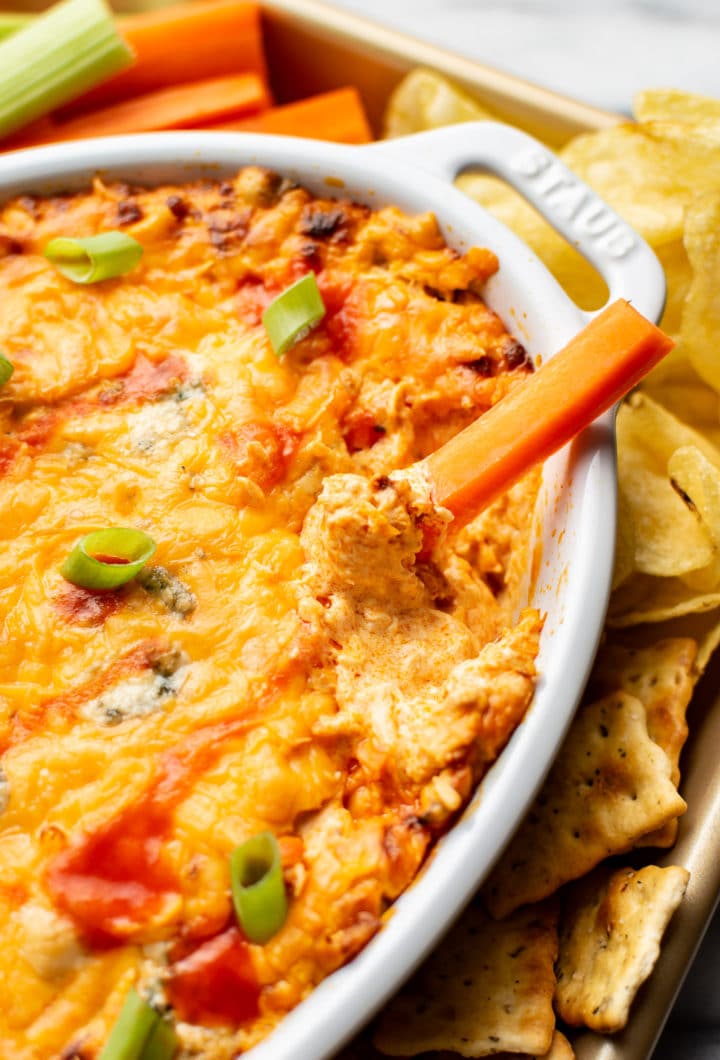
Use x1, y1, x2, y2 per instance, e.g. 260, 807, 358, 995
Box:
0, 0, 133, 140
0, 14, 32, 41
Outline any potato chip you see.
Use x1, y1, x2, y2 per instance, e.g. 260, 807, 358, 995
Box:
641, 381, 720, 449
669, 445, 720, 591
688, 611, 720, 673
383, 69, 493, 139
555, 864, 689, 1033
652, 239, 693, 340
567, 117, 720, 245
372, 901, 558, 1057
616, 394, 718, 580
612, 488, 636, 592
559, 123, 687, 247
458, 172, 608, 312
608, 572, 720, 627
676, 193, 720, 394
600, 614, 720, 686
590, 637, 696, 846
635, 87, 720, 124
482, 692, 686, 918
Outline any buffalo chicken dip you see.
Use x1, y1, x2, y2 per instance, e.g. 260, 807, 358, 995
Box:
0, 167, 542, 1058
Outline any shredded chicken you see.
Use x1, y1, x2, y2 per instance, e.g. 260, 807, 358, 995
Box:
300, 472, 541, 789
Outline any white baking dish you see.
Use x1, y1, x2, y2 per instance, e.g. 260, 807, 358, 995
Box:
0, 123, 665, 1059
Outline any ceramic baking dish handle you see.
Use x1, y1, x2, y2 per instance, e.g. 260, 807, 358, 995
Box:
372, 122, 666, 324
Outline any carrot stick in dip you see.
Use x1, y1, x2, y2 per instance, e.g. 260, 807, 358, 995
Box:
424, 299, 673, 518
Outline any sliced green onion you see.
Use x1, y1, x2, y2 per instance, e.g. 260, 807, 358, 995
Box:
262, 273, 326, 357
61, 527, 156, 589
99, 989, 159, 1060
44, 232, 143, 284
0, 352, 14, 387
0, 14, 32, 42
230, 832, 288, 945
0, 0, 133, 141
141, 1017, 178, 1060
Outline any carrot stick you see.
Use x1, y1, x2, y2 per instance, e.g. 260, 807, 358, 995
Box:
16, 74, 269, 146
205, 87, 373, 145
424, 300, 674, 518
62, 0, 267, 114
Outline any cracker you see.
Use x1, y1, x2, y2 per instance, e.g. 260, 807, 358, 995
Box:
372, 901, 558, 1057
483, 693, 687, 918
591, 637, 696, 785
591, 637, 696, 846
555, 864, 689, 1033
339, 1032, 574, 1060
490, 1030, 575, 1059
538, 1032, 574, 1060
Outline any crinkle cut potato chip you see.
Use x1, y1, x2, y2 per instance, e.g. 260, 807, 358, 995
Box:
555, 864, 689, 1033
482, 692, 686, 919
372, 901, 558, 1058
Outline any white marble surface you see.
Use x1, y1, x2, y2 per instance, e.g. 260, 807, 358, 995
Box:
326, 1, 720, 1057
329, 0, 720, 114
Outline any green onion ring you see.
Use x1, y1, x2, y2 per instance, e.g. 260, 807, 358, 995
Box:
0, 352, 13, 386
230, 832, 288, 944
98, 988, 172, 1060
61, 527, 156, 590
262, 273, 326, 357
139, 1016, 178, 1060
44, 232, 143, 284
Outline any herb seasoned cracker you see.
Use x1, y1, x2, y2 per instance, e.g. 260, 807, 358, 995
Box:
490, 1029, 575, 1059
591, 637, 696, 846
591, 638, 695, 785
537, 1032, 574, 1060
483, 693, 686, 918
372, 901, 558, 1057
555, 864, 689, 1033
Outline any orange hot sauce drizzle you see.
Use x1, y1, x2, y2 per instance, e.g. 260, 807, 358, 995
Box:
46, 712, 261, 948
166, 926, 261, 1025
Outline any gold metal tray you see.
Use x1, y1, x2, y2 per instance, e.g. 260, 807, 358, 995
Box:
257, 4, 719, 1058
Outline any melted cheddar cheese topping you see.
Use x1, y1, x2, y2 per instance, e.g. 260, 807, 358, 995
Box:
0, 168, 542, 1058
